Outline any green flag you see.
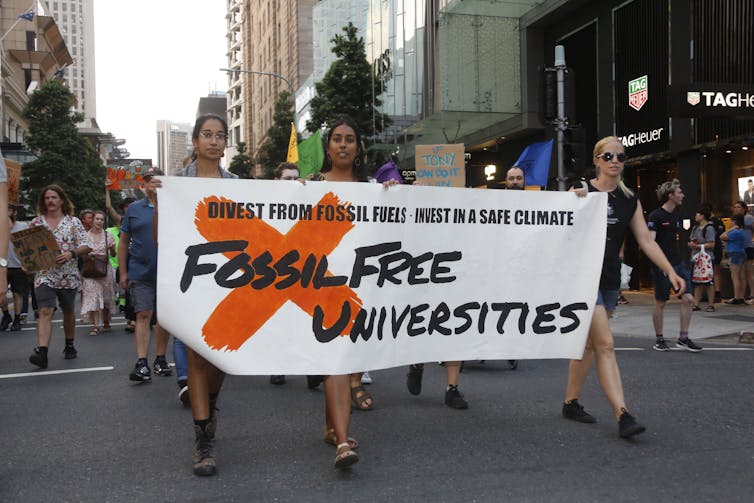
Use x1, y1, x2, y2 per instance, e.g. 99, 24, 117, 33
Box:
296, 130, 324, 178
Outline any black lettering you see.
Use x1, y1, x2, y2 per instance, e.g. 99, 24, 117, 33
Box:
407, 252, 433, 285
350, 242, 402, 288
477, 302, 489, 333
490, 302, 528, 334
273, 250, 301, 289
376, 307, 387, 341
378, 251, 413, 286
181, 240, 247, 292
350, 307, 377, 342
312, 255, 348, 288
430, 251, 462, 283
391, 305, 411, 338
454, 302, 480, 334
250, 251, 275, 289
427, 302, 451, 335
215, 253, 254, 288
312, 302, 350, 343
207, 202, 219, 218
533, 303, 560, 334
407, 304, 429, 337
300, 253, 317, 288
559, 302, 588, 333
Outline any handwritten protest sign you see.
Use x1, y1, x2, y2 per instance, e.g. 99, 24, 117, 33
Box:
414, 144, 466, 187
5, 159, 21, 203
106, 159, 151, 190
11, 226, 60, 272
157, 178, 606, 375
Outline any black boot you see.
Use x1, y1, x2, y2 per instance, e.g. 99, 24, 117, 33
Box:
0, 311, 11, 331
10, 315, 21, 331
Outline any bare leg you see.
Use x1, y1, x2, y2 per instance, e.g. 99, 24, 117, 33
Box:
589, 307, 628, 420
730, 264, 744, 299
155, 322, 170, 356
187, 348, 225, 420
324, 374, 351, 444
134, 310, 152, 359
680, 293, 694, 332
652, 300, 666, 335
349, 372, 372, 409
37, 307, 54, 347
90, 310, 100, 329
445, 361, 461, 386
565, 342, 595, 402
706, 283, 715, 309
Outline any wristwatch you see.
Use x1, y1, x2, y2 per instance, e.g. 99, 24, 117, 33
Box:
0, 257, 7, 268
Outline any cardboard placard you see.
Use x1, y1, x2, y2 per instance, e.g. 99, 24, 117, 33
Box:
414, 144, 466, 187
11, 226, 61, 272
5, 159, 21, 204
106, 159, 152, 190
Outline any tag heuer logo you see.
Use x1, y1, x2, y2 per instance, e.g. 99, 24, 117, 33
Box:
687, 92, 700, 106
628, 75, 648, 111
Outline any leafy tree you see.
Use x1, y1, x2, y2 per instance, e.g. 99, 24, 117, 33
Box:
255, 91, 296, 179
228, 141, 254, 179
22, 79, 105, 213
306, 22, 390, 140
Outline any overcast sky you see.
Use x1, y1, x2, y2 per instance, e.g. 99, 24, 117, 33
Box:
93, 1, 227, 163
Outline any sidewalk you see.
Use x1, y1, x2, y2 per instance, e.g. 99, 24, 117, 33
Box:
609, 290, 754, 344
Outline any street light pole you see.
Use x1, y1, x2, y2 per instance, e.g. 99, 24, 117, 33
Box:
219, 67, 296, 124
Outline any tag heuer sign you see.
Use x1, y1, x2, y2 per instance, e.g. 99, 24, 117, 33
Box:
687, 92, 700, 106
628, 75, 648, 111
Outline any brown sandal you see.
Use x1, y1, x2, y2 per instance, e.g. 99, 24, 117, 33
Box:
88, 327, 100, 336
334, 442, 359, 469
324, 428, 358, 450
350, 385, 374, 411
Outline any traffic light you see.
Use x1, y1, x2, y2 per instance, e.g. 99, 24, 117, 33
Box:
541, 68, 557, 123
563, 125, 586, 180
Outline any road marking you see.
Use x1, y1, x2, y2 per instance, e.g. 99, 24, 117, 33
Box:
0, 366, 114, 379
616, 347, 752, 351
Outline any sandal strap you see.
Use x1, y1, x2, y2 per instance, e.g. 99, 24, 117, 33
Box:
336, 442, 350, 450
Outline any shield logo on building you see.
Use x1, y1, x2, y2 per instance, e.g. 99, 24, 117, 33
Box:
628, 75, 648, 111
687, 92, 700, 106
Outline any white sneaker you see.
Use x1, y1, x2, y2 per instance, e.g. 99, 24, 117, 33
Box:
360, 371, 372, 385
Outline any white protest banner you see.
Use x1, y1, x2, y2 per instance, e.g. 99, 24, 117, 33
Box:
415, 144, 466, 187
157, 178, 606, 375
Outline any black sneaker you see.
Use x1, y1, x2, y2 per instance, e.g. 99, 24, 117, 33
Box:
562, 399, 597, 423
178, 384, 190, 407
306, 375, 323, 389
270, 375, 286, 385
193, 425, 217, 476
153, 357, 173, 376
653, 338, 669, 351
618, 410, 646, 438
406, 364, 424, 395
63, 345, 77, 360
444, 384, 468, 409
10, 317, 21, 331
0, 312, 11, 331
129, 361, 152, 382
29, 348, 48, 369
676, 337, 702, 352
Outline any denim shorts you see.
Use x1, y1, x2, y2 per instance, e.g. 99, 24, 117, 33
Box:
652, 262, 693, 301
596, 289, 619, 313
728, 251, 747, 266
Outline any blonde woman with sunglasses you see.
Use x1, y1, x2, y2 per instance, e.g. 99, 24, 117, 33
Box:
563, 136, 684, 438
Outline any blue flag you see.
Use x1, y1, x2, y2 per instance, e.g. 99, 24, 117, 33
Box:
514, 139, 553, 187
18, 11, 35, 21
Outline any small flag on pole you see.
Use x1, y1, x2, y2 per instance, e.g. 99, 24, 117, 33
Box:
17, 10, 35, 21
513, 139, 553, 187
286, 122, 298, 163
296, 131, 324, 178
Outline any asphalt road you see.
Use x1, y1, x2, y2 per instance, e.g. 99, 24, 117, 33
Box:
2, 313, 753, 502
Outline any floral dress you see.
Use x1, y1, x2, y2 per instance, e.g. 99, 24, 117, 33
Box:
80, 229, 116, 320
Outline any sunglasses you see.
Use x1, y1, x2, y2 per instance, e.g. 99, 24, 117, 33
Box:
596, 152, 626, 162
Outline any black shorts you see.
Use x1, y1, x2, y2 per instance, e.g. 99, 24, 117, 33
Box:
7, 268, 29, 296
745, 248, 754, 261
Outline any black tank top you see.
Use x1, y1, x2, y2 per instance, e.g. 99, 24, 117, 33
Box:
585, 180, 638, 290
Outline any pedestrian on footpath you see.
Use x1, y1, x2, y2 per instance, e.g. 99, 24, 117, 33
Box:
562, 136, 685, 438
721, 213, 748, 305
154, 114, 238, 477
28, 185, 92, 369
688, 206, 716, 312
647, 179, 702, 352
118, 168, 172, 382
